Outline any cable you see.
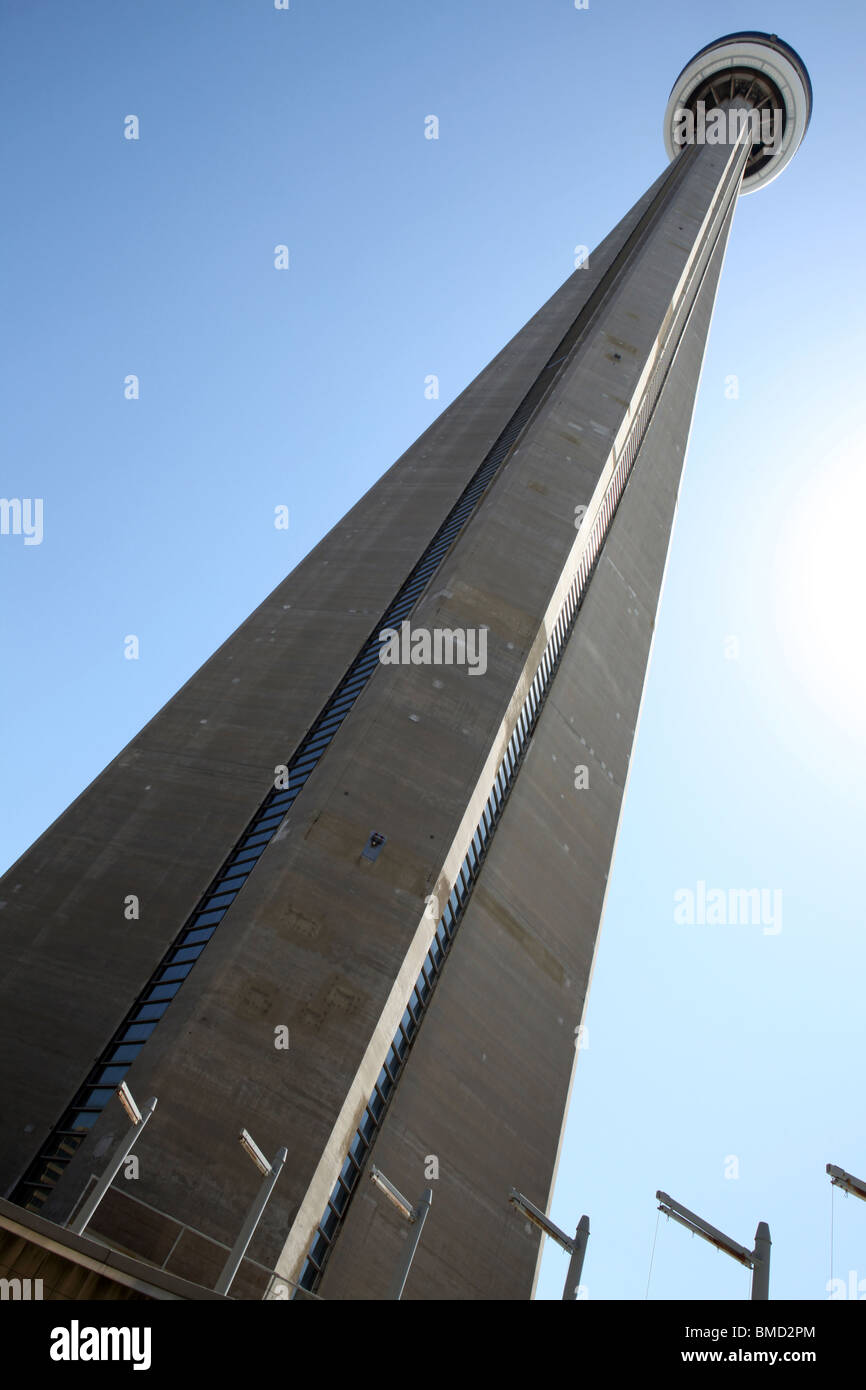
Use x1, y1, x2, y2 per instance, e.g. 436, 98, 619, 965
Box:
646, 1208, 662, 1300
829, 1180, 835, 1298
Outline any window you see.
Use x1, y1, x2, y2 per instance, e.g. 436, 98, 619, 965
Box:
146, 981, 181, 1002
308, 1237, 327, 1269
82, 1088, 115, 1109
66, 1111, 101, 1131
191, 908, 228, 928
170, 944, 206, 964
329, 1185, 349, 1216
237, 831, 272, 851
94, 1065, 130, 1086
214, 870, 250, 894
133, 1002, 169, 1023
349, 1132, 368, 1163
120, 1022, 156, 1043
182, 926, 216, 947
228, 844, 266, 868
156, 962, 194, 983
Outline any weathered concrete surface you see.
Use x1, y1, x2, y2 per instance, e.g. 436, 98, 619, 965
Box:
0, 161, 675, 1199
28, 130, 748, 1300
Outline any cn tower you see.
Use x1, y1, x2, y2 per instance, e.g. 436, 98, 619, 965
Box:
0, 33, 811, 1300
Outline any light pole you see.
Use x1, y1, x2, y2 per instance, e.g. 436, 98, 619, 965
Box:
67, 1083, 157, 1236
215, 1129, 287, 1296
369, 1165, 433, 1300
509, 1188, 590, 1299
656, 1190, 771, 1300
827, 1164, 866, 1202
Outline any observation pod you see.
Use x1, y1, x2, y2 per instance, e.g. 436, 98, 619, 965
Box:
663, 31, 812, 193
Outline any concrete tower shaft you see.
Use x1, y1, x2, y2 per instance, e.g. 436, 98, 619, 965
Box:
0, 35, 810, 1301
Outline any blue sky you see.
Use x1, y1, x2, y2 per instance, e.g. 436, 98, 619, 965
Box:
3, 0, 864, 1300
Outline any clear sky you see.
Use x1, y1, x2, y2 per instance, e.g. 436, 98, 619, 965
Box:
3, 0, 864, 1301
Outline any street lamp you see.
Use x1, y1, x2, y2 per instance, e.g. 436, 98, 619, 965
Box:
67, 1083, 157, 1236
826, 1163, 866, 1202
215, 1129, 287, 1296
369, 1164, 433, 1300
509, 1188, 590, 1300
656, 1190, 771, 1300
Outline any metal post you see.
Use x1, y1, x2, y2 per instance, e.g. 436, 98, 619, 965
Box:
68, 1096, 157, 1235
562, 1214, 590, 1300
390, 1187, 433, 1301
657, 1191, 770, 1300
826, 1164, 866, 1202
751, 1220, 771, 1300
508, 1187, 590, 1299
215, 1146, 287, 1296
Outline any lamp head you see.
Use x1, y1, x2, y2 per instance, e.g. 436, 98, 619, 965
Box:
239, 1128, 272, 1175
116, 1081, 143, 1125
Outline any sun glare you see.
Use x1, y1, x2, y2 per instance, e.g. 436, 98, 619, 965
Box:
773, 435, 866, 739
